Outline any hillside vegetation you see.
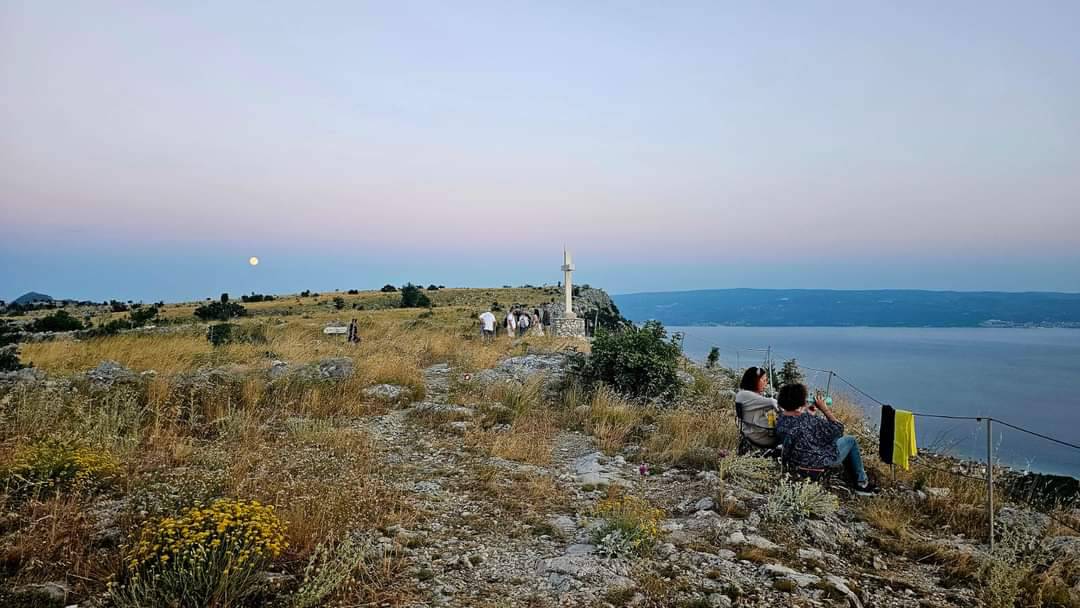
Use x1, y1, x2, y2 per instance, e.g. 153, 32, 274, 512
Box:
0, 287, 1077, 608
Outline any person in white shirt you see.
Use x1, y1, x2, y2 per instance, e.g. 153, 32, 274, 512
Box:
504, 310, 517, 340
479, 310, 496, 340
516, 311, 530, 337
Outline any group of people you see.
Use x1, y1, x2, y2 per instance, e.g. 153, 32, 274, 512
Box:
478, 307, 551, 340
735, 366, 880, 495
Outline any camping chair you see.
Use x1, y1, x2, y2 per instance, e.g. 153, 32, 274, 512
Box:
735, 401, 783, 459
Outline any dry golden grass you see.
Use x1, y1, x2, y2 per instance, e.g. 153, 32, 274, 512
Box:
645, 407, 739, 469
466, 410, 558, 466
579, 386, 647, 455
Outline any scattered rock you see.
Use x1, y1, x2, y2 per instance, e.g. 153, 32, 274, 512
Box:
364, 383, 411, 402
82, 360, 139, 387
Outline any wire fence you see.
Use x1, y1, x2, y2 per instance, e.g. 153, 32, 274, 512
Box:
675, 331, 1080, 545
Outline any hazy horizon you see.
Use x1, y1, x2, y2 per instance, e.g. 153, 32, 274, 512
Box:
3, 2, 1078, 301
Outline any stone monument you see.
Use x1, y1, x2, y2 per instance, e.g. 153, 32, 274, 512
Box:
552, 249, 586, 338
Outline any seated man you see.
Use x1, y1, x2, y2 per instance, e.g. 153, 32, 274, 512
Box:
775, 383, 879, 495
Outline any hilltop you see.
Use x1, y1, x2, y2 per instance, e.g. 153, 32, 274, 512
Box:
0, 286, 1076, 607
614, 289, 1080, 328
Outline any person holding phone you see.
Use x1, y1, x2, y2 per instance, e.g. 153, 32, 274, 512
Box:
775, 383, 879, 495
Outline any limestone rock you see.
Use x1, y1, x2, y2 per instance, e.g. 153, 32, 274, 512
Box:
82, 360, 139, 387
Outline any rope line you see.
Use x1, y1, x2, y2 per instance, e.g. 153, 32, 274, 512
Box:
991, 419, 1080, 452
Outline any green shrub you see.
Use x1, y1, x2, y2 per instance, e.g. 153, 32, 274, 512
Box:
29, 310, 84, 332
762, 475, 838, 523
207, 323, 267, 346
399, 283, 431, 308
333, 296, 346, 310
3, 438, 119, 495
592, 492, 665, 557
194, 301, 247, 321
0, 343, 25, 371
111, 499, 286, 608
706, 347, 720, 368
573, 320, 682, 401
380, 284, 397, 293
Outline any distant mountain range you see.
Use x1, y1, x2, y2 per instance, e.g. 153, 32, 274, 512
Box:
613, 289, 1080, 328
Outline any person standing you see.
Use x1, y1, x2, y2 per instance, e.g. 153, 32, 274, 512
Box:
504, 309, 517, 339
517, 310, 530, 337
479, 309, 496, 341
531, 308, 544, 336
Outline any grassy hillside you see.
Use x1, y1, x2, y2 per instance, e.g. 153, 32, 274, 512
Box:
0, 287, 1075, 607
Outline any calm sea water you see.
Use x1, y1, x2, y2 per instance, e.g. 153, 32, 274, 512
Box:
671, 326, 1080, 477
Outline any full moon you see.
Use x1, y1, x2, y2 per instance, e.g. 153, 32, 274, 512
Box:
249, 256, 259, 266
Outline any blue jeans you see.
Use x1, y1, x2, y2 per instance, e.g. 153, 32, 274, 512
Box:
833, 436, 868, 485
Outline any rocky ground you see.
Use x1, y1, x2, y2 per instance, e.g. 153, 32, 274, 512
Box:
348, 357, 993, 608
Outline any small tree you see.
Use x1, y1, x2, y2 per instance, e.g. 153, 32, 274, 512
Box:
399, 283, 431, 308
706, 347, 720, 369
220, 293, 229, 304
779, 358, 804, 387
574, 320, 682, 402
333, 296, 346, 310
380, 284, 398, 293
427, 284, 439, 291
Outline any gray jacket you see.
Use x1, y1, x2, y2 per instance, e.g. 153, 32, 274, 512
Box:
735, 389, 780, 448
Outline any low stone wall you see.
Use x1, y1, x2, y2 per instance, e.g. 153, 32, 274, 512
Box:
551, 317, 585, 338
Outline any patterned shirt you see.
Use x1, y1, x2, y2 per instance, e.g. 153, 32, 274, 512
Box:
776, 413, 844, 469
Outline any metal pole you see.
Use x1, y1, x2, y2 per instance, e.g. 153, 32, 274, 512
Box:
987, 418, 995, 552
766, 346, 773, 394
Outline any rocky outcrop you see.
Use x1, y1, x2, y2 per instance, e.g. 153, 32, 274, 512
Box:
548, 287, 632, 331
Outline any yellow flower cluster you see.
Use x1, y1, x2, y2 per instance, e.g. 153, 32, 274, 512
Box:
4, 439, 119, 490
594, 493, 665, 551
127, 499, 287, 574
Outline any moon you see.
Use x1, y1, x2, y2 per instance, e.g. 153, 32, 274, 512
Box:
249, 256, 259, 266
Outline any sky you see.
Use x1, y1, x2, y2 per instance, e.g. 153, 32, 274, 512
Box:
2, 1, 1079, 302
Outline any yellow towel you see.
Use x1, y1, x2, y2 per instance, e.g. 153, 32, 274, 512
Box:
892, 409, 917, 470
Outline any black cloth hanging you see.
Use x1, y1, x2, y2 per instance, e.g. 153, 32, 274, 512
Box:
879, 405, 896, 464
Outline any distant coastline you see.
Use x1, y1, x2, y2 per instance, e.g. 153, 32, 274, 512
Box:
614, 288, 1080, 328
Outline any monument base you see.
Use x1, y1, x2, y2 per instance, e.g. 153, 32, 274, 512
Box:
552, 316, 586, 338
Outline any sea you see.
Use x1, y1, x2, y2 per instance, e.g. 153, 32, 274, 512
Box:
671, 326, 1080, 477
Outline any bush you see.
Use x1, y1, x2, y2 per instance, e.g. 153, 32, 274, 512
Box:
380, 284, 398, 293
706, 347, 720, 369
111, 499, 286, 608
3, 438, 119, 495
194, 301, 247, 321
346, 289, 359, 295
762, 475, 838, 523
574, 320, 682, 401
0, 320, 21, 347
110, 299, 129, 313
207, 323, 267, 346
240, 293, 275, 303
292, 535, 372, 608
591, 492, 665, 557
333, 296, 346, 310
0, 345, 24, 371
399, 283, 431, 308
426, 284, 439, 291
29, 310, 84, 333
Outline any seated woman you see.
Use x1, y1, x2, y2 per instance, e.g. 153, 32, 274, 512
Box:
734, 367, 780, 453
775, 383, 879, 495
